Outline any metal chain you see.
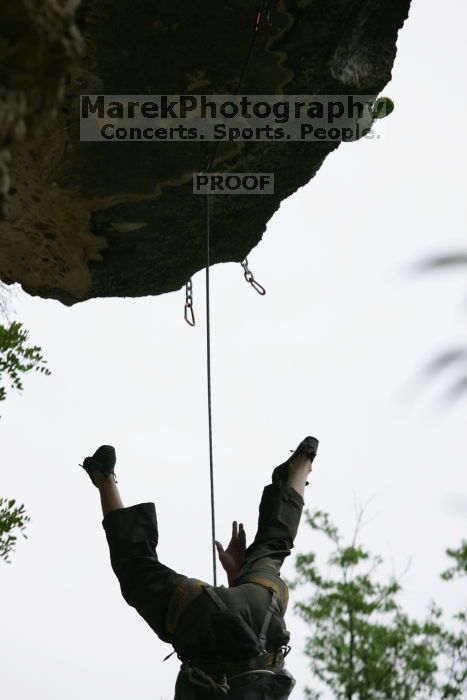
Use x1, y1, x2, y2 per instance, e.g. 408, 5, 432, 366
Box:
184, 279, 195, 326
241, 258, 266, 295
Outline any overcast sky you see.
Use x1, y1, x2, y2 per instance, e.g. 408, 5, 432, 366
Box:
1, 1, 467, 698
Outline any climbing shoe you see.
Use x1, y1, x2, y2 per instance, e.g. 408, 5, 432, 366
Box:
80, 445, 117, 486
272, 436, 319, 485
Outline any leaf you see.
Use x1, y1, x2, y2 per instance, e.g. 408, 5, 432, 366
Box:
0, 497, 30, 563
0, 320, 51, 412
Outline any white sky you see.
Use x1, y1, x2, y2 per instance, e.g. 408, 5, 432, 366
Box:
1, 1, 467, 698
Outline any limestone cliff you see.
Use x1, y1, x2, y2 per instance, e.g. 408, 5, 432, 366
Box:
0, 0, 412, 304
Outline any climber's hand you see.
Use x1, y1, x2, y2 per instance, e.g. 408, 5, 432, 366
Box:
215, 521, 246, 585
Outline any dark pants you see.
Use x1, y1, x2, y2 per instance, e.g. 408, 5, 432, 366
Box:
102, 479, 304, 697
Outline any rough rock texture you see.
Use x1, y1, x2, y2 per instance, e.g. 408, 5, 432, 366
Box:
0, 0, 412, 305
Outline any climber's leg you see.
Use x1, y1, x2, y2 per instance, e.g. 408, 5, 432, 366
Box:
95, 476, 187, 644
243, 452, 313, 570
287, 453, 313, 499
233, 453, 313, 608
93, 471, 124, 515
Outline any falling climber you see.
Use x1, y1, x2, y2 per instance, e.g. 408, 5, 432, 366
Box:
79, 436, 319, 699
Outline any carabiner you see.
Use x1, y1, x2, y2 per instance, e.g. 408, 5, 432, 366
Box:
249, 278, 266, 296
184, 302, 195, 326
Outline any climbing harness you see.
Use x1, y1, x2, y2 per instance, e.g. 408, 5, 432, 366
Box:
177, 584, 284, 694
203, 584, 277, 660
181, 662, 230, 695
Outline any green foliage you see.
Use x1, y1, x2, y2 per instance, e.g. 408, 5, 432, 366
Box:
0, 321, 50, 406
436, 613, 467, 699
0, 314, 50, 562
441, 542, 467, 581
0, 498, 30, 563
436, 543, 467, 696
291, 510, 467, 699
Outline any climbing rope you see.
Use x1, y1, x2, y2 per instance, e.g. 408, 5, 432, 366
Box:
205, 190, 217, 584
188, 0, 275, 584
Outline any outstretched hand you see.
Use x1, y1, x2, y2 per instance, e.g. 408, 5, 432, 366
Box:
215, 521, 247, 585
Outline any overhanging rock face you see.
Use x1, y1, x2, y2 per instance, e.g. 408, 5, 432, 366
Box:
0, 0, 412, 305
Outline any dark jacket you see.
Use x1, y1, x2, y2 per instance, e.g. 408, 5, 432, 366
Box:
171, 582, 290, 661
